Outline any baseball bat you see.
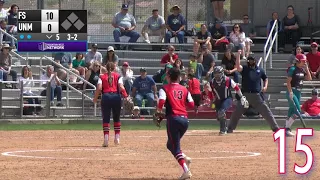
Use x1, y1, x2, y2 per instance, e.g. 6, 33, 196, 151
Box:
290, 98, 307, 128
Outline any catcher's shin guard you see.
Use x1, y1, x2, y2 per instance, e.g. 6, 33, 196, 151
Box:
217, 110, 227, 133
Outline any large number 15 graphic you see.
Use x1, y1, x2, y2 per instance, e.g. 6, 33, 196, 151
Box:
273, 128, 314, 175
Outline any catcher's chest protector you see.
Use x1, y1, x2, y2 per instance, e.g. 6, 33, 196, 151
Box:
210, 77, 232, 100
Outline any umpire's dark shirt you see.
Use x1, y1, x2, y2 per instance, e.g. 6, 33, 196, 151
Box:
241, 65, 267, 93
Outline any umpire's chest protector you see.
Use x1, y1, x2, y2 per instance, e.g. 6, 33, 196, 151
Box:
210, 77, 232, 100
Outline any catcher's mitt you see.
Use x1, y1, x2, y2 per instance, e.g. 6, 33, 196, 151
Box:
123, 97, 134, 112
153, 111, 165, 128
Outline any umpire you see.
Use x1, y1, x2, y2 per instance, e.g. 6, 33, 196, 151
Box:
227, 50, 280, 133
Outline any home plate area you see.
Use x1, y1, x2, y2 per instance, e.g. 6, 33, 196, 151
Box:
0, 130, 319, 180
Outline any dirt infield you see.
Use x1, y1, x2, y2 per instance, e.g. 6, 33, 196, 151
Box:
0, 130, 319, 180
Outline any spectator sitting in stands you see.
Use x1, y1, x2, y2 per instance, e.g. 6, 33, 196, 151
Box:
53, 52, 79, 82
160, 45, 178, 67
7, 4, 18, 34
179, 71, 188, 87
40, 65, 64, 107
131, 106, 141, 119
188, 73, 201, 113
112, 4, 140, 50
266, 12, 282, 37
173, 58, 185, 71
229, 24, 246, 58
194, 24, 212, 54
301, 89, 320, 118
0, 0, 8, 19
287, 46, 303, 67
198, 44, 215, 78
132, 68, 158, 115
18, 65, 41, 115
165, 5, 186, 44
279, 5, 301, 53
85, 60, 101, 90
201, 83, 214, 107
121, 61, 134, 95
72, 53, 86, 79
306, 42, 320, 79
161, 64, 173, 85
0, 44, 17, 88
0, 20, 9, 45
241, 14, 256, 58
188, 54, 204, 80
85, 44, 102, 68
141, 9, 165, 44
103, 46, 119, 67
221, 49, 240, 83
209, 19, 229, 52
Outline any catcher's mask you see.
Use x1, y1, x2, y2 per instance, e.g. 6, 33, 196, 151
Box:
213, 66, 225, 83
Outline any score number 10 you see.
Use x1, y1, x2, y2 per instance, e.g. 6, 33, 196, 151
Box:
273, 128, 314, 175
54, 34, 78, 40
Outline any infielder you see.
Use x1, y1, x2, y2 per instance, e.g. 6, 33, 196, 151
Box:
155, 68, 193, 179
285, 54, 312, 136
227, 51, 280, 133
210, 66, 249, 135
93, 62, 131, 147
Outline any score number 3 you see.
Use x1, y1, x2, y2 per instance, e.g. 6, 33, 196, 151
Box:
273, 128, 314, 174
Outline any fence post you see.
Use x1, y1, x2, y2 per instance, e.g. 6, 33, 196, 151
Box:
39, 58, 42, 87
20, 81, 24, 118
46, 81, 51, 117
66, 73, 70, 107
82, 89, 85, 117
0, 81, 2, 118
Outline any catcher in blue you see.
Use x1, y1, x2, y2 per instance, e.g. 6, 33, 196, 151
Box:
210, 66, 249, 135
154, 68, 194, 180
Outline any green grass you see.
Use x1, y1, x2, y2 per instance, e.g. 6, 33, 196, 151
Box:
0, 123, 319, 131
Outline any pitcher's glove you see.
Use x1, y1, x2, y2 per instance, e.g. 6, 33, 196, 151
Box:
123, 96, 134, 112
153, 111, 165, 128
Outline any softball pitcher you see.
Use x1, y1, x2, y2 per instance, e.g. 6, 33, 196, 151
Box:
285, 54, 312, 136
210, 66, 248, 135
93, 62, 132, 147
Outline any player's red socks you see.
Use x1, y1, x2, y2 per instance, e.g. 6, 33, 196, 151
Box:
114, 122, 121, 136
175, 153, 189, 173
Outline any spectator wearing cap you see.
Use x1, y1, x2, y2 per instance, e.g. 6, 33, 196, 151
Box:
160, 45, 179, 66
209, 19, 229, 52
85, 44, 103, 68
0, 44, 17, 87
198, 44, 215, 78
241, 15, 256, 58
112, 4, 140, 50
132, 68, 158, 115
7, 4, 18, 34
121, 61, 134, 95
301, 89, 320, 118
229, 24, 246, 58
161, 64, 173, 85
72, 53, 86, 78
278, 5, 301, 53
0, 0, 8, 19
193, 24, 212, 55
165, 5, 186, 44
103, 46, 119, 67
141, 9, 165, 44
306, 42, 320, 79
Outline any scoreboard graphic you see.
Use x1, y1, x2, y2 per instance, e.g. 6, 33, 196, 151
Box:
17, 10, 87, 52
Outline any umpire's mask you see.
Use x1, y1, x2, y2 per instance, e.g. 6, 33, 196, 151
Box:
247, 56, 256, 68
213, 66, 225, 83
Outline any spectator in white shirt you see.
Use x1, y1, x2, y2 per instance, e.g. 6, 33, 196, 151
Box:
85, 44, 103, 68
121, 61, 134, 95
229, 24, 246, 58
18, 66, 41, 114
40, 65, 64, 107
141, 9, 165, 43
0, 0, 8, 20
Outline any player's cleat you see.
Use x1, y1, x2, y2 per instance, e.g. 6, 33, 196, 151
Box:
219, 131, 227, 136
184, 156, 192, 169
102, 141, 108, 147
179, 170, 192, 180
114, 138, 120, 145
285, 128, 295, 137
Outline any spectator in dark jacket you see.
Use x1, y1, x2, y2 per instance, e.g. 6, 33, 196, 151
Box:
266, 12, 282, 37
7, 4, 18, 34
209, 18, 229, 51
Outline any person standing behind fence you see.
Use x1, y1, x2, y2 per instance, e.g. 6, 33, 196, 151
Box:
285, 54, 312, 137
141, 9, 165, 44
93, 62, 129, 147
